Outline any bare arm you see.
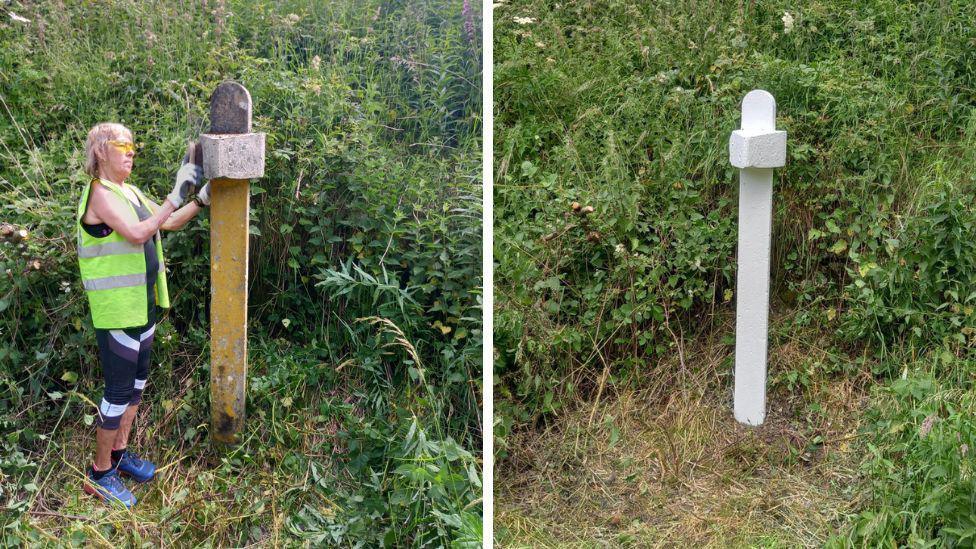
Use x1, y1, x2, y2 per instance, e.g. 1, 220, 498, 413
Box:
88, 182, 175, 244
148, 197, 202, 231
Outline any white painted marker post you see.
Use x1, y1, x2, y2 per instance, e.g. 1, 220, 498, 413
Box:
729, 90, 786, 426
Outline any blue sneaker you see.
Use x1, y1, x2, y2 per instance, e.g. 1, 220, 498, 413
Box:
84, 467, 136, 508
114, 449, 156, 483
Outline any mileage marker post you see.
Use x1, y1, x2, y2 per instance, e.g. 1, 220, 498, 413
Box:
729, 90, 787, 427
199, 81, 266, 444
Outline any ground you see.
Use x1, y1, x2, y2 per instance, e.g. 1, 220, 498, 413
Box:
496, 316, 869, 547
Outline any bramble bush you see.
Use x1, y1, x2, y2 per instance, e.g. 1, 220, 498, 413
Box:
495, 0, 976, 543
841, 189, 976, 360
0, 0, 481, 545
495, 0, 976, 433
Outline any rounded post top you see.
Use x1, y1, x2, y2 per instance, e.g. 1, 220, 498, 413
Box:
741, 89, 776, 132
209, 81, 252, 134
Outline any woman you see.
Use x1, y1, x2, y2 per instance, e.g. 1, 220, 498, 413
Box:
77, 122, 211, 508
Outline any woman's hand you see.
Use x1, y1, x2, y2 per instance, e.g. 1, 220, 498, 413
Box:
166, 144, 203, 208
196, 183, 211, 206
159, 181, 209, 232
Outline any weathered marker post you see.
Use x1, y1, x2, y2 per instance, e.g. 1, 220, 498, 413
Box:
729, 90, 786, 426
199, 82, 265, 443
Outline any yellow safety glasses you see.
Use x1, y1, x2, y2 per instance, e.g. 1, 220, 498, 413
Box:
106, 140, 136, 154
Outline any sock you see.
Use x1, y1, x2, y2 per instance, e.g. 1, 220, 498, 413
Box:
111, 448, 126, 463
91, 463, 111, 480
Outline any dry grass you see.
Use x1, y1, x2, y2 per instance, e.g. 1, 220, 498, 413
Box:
496, 323, 870, 548
17, 394, 340, 546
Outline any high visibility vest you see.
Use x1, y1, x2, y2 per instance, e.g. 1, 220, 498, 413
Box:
76, 178, 170, 329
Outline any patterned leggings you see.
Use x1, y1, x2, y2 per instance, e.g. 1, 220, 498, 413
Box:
94, 317, 155, 430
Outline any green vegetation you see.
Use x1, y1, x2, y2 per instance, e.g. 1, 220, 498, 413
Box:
0, 0, 481, 546
494, 0, 975, 545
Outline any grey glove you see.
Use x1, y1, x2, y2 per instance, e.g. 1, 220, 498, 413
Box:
167, 144, 203, 208
196, 182, 211, 206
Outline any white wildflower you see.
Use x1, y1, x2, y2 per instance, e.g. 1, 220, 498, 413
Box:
782, 12, 795, 34
513, 16, 536, 25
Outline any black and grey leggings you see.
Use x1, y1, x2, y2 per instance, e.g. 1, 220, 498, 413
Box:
94, 317, 155, 430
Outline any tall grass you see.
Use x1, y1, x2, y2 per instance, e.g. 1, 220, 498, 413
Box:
0, 0, 482, 545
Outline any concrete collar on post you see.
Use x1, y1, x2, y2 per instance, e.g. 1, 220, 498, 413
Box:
199, 81, 266, 445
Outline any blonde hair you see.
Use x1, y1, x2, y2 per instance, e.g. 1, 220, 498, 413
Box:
84, 122, 133, 177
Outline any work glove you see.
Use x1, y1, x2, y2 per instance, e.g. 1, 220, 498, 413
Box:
195, 183, 211, 206
166, 142, 203, 208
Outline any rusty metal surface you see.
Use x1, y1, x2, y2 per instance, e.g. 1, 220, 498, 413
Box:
209, 177, 250, 444
209, 81, 252, 134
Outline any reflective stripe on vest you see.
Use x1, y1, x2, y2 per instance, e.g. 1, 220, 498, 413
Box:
78, 240, 143, 259
82, 272, 147, 291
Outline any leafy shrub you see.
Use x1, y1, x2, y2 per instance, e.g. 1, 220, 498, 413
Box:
842, 188, 976, 355
0, 0, 481, 545
832, 375, 976, 546
494, 0, 976, 441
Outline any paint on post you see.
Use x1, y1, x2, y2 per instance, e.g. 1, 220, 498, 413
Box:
201, 81, 266, 445
209, 176, 249, 443
729, 90, 786, 426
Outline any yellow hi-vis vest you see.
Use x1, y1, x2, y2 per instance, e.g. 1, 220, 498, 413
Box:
76, 178, 170, 329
